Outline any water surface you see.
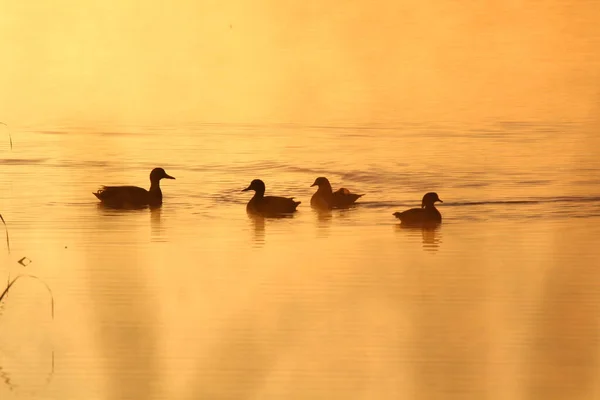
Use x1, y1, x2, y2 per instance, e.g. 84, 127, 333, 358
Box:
1, 121, 599, 399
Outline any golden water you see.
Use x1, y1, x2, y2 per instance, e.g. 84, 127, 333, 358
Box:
0, 121, 599, 399
2, 0, 600, 398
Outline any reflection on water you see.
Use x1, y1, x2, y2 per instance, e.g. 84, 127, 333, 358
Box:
247, 213, 302, 246
421, 227, 441, 251
248, 213, 266, 245
314, 209, 332, 237
1, 120, 599, 399
421, 227, 442, 251
395, 224, 442, 252
150, 207, 164, 242
314, 208, 333, 223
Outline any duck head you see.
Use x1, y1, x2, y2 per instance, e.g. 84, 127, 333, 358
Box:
242, 179, 266, 194
421, 192, 442, 208
150, 167, 175, 183
310, 177, 332, 189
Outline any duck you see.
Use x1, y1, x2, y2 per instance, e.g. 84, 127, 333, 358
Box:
93, 167, 175, 209
310, 177, 364, 210
393, 192, 443, 226
242, 179, 300, 216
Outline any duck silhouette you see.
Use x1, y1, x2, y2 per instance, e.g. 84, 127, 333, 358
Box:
242, 179, 300, 216
93, 167, 175, 209
393, 192, 443, 226
310, 177, 364, 210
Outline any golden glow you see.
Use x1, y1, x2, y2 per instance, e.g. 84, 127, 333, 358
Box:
1, 1, 599, 126
1, 2, 600, 399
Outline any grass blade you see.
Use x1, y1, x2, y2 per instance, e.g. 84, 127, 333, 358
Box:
0, 214, 9, 254
0, 274, 54, 320
0, 276, 18, 303
0, 122, 12, 150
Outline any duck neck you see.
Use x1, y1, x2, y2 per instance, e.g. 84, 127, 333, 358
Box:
253, 189, 265, 200
317, 183, 333, 195
149, 180, 162, 194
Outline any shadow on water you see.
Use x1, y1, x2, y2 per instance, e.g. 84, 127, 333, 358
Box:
525, 254, 600, 398
404, 237, 488, 398
187, 306, 300, 399
85, 207, 161, 399
395, 224, 442, 252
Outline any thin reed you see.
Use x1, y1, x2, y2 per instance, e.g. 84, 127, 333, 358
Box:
0, 214, 10, 254
0, 122, 12, 150
0, 274, 55, 320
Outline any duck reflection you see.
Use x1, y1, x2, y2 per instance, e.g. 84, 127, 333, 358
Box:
248, 212, 300, 245
315, 209, 333, 223
395, 224, 442, 252
150, 206, 165, 242
421, 226, 442, 251
248, 213, 266, 245
313, 209, 332, 237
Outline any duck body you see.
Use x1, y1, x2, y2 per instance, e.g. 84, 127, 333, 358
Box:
310, 177, 363, 210
393, 207, 441, 225
393, 192, 443, 226
93, 168, 175, 209
243, 179, 300, 216
94, 185, 160, 209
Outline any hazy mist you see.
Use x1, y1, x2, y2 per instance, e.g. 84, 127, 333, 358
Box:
1, 0, 599, 125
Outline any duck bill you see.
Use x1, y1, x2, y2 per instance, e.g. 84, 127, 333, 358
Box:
242, 186, 251, 192
438, 199, 443, 203
164, 174, 175, 180
310, 182, 317, 187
